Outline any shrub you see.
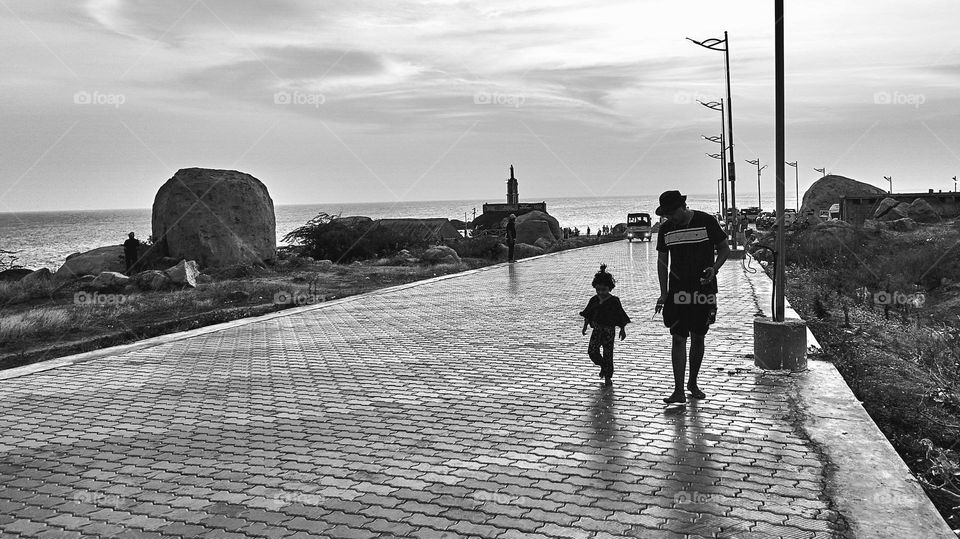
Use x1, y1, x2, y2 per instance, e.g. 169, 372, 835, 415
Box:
283, 213, 417, 263
448, 236, 502, 260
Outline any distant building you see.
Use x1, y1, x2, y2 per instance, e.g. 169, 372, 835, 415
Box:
474, 165, 547, 230
840, 190, 960, 225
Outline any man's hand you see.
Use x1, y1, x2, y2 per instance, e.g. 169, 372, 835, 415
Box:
700, 266, 716, 284
582, 326, 588, 336
655, 294, 666, 314
619, 327, 626, 341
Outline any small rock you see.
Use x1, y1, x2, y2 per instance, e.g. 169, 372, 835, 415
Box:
197, 273, 213, 284
886, 217, 918, 232
316, 259, 333, 271
421, 245, 461, 265
164, 259, 199, 287
91, 271, 131, 291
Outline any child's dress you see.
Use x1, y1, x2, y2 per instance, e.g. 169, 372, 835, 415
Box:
579, 295, 631, 378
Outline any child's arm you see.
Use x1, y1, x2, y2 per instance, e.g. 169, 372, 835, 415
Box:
582, 318, 589, 335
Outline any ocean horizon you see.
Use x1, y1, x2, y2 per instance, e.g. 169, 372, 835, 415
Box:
1, 193, 796, 271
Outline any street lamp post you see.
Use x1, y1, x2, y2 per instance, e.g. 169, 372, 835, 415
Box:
814, 167, 826, 179
698, 99, 730, 231
746, 159, 767, 211
717, 178, 723, 216
689, 34, 738, 248
702, 132, 728, 219
884, 175, 892, 193
786, 161, 798, 211
954, 176, 957, 192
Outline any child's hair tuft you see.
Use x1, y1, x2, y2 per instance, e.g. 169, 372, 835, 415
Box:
592, 263, 616, 289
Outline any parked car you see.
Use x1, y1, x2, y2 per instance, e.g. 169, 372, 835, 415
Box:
741, 206, 762, 223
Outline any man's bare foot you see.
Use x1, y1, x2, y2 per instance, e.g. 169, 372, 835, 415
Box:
663, 391, 686, 404
687, 386, 706, 399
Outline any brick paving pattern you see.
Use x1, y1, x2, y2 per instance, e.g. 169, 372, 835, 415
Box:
0, 240, 851, 538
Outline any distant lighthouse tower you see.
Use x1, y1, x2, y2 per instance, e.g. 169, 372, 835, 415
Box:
506, 164, 518, 205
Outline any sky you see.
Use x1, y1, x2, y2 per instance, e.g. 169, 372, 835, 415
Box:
1, 0, 959, 212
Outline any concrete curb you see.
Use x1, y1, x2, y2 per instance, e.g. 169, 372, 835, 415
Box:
0, 239, 620, 381
739, 254, 955, 538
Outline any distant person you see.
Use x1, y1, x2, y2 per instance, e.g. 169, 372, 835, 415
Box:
587, 226, 591, 236
574, 227, 580, 236
580, 264, 631, 387
123, 232, 140, 274
506, 214, 517, 263
654, 190, 730, 404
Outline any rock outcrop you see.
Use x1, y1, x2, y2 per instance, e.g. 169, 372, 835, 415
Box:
513, 243, 545, 259
55, 246, 127, 279
20, 268, 52, 285
164, 259, 199, 287
906, 199, 940, 223
0, 268, 32, 282
799, 175, 886, 224
420, 246, 461, 265
513, 210, 561, 244
152, 168, 276, 268
132, 270, 169, 291
91, 271, 131, 291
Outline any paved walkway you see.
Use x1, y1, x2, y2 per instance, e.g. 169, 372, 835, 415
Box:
0, 240, 953, 539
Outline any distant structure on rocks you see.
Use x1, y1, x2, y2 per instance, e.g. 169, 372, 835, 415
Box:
473, 165, 547, 230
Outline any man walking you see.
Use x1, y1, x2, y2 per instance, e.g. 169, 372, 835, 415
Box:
123, 232, 140, 274
506, 214, 517, 262
654, 190, 730, 404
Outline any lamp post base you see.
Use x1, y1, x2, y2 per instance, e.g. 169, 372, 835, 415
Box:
754, 317, 807, 371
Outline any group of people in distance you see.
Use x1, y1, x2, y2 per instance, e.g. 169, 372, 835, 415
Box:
578, 190, 730, 403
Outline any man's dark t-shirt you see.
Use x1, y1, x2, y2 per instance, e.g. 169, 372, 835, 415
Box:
506, 221, 516, 241
656, 210, 727, 293
123, 238, 139, 258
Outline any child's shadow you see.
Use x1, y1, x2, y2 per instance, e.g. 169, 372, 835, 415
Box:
589, 386, 617, 443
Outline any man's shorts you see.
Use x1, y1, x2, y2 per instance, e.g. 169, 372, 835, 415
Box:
662, 289, 717, 337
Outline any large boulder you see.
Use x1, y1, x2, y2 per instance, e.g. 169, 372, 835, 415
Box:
132, 270, 169, 291
533, 237, 553, 251
421, 245, 461, 265
799, 175, 887, 224
91, 271, 131, 291
164, 259, 199, 287
877, 202, 909, 222
873, 197, 901, 219
513, 210, 561, 244
612, 223, 627, 235
0, 268, 32, 282
152, 168, 276, 268
802, 220, 857, 251
20, 268, 52, 286
55, 245, 127, 280
906, 198, 941, 223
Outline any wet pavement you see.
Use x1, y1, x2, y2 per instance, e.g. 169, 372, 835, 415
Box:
0, 240, 951, 538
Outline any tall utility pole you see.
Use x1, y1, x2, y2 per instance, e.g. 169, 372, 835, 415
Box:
774, 0, 785, 321
884, 175, 893, 193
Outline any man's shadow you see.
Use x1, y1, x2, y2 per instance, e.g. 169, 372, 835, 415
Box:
507, 262, 519, 296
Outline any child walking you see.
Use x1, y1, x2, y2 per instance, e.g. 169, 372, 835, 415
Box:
580, 264, 631, 386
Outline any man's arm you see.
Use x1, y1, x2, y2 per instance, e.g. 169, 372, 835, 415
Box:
713, 239, 730, 274
657, 251, 669, 297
